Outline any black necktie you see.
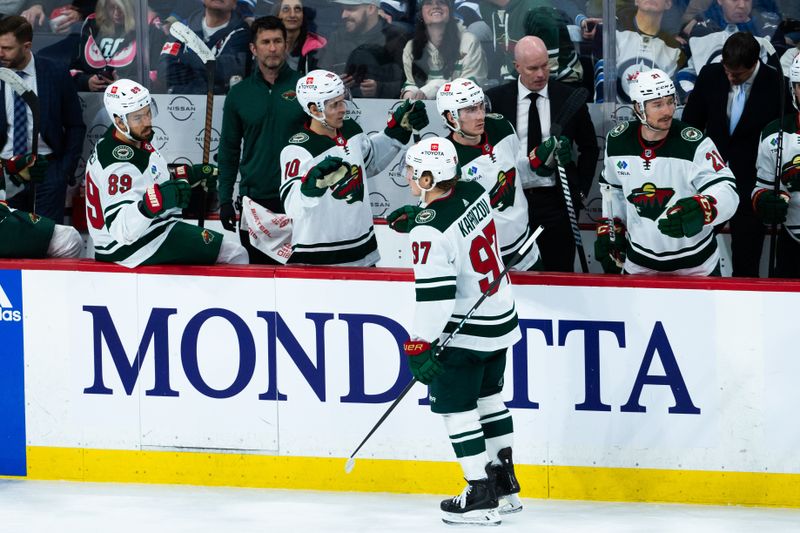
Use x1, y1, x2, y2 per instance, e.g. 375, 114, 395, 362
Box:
527, 92, 541, 153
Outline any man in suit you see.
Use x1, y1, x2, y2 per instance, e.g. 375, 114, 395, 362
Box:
682, 31, 789, 277
0, 15, 85, 223
486, 35, 599, 272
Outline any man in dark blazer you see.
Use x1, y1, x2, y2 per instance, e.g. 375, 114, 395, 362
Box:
682, 31, 788, 277
0, 15, 85, 223
486, 36, 599, 272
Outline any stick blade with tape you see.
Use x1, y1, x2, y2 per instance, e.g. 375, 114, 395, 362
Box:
169, 21, 216, 64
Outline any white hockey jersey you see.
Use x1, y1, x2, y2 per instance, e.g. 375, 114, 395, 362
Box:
754, 114, 800, 244
85, 126, 182, 268
614, 29, 684, 103
279, 119, 403, 266
451, 115, 540, 270
409, 180, 521, 351
600, 119, 738, 275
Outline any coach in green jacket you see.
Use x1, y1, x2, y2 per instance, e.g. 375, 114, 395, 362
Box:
218, 16, 306, 263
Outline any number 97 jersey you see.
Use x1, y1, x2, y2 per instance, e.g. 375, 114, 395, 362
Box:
408, 180, 521, 351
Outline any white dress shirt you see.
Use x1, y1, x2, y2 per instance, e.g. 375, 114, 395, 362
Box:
2, 54, 54, 160
515, 77, 555, 188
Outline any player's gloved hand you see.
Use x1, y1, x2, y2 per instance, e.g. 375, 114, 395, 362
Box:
219, 201, 237, 231
403, 339, 444, 385
302, 156, 347, 197
330, 165, 364, 204
753, 189, 790, 224
171, 163, 218, 193
657, 194, 717, 238
3, 154, 37, 185
554, 136, 573, 166
529, 137, 557, 176
488, 168, 516, 211
27, 156, 49, 184
385, 100, 428, 143
387, 205, 422, 233
140, 179, 191, 218
594, 217, 625, 274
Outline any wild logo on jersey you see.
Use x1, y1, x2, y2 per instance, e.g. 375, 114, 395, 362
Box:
488, 168, 516, 211
627, 182, 675, 220
782, 155, 800, 192
201, 229, 214, 245
330, 165, 364, 204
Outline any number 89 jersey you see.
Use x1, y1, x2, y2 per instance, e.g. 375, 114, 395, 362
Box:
85, 126, 179, 267
408, 180, 521, 351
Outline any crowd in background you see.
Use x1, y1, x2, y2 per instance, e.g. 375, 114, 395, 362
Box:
7, 0, 799, 100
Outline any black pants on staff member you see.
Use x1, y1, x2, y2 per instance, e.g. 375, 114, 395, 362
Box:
524, 185, 579, 272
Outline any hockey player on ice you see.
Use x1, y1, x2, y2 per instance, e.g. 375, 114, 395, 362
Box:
391, 137, 522, 526
85, 79, 248, 267
431, 78, 541, 271
279, 69, 428, 266
596, 69, 738, 276
751, 53, 800, 278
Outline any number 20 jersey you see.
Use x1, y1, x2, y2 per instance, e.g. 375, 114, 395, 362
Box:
408, 180, 521, 351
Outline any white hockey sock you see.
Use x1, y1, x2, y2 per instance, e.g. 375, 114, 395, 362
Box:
216, 232, 249, 264
477, 393, 514, 465
442, 410, 490, 481
47, 225, 83, 258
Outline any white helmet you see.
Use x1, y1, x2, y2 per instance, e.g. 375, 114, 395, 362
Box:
629, 68, 676, 130
296, 69, 346, 127
104, 79, 152, 139
436, 78, 485, 136
790, 54, 800, 110
406, 137, 459, 202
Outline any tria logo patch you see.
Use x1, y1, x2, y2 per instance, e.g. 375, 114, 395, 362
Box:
626, 182, 675, 220
0, 284, 22, 322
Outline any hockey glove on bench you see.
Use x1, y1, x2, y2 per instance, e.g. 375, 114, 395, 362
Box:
301, 156, 349, 197
140, 179, 191, 218
594, 217, 626, 274
403, 339, 444, 385
385, 100, 429, 144
658, 195, 717, 238
753, 189, 790, 225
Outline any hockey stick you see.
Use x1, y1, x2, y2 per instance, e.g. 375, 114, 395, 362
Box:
344, 225, 544, 474
549, 87, 590, 272
0, 68, 40, 212
169, 21, 216, 228
767, 61, 787, 277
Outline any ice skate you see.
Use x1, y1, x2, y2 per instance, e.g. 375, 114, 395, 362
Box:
491, 447, 522, 514
440, 469, 501, 526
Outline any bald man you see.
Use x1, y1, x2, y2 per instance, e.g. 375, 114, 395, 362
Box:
486, 36, 599, 272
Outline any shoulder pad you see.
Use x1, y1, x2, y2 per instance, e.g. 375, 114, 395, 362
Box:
288, 132, 310, 144
609, 121, 630, 138
680, 126, 703, 142
414, 208, 437, 225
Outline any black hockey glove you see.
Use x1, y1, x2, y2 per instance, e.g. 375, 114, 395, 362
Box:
403, 339, 444, 385
140, 179, 191, 218
385, 100, 428, 144
387, 205, 422, 233
657, 195, 717, 238
753, 189, 789, 225
219, 201, 237, 231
